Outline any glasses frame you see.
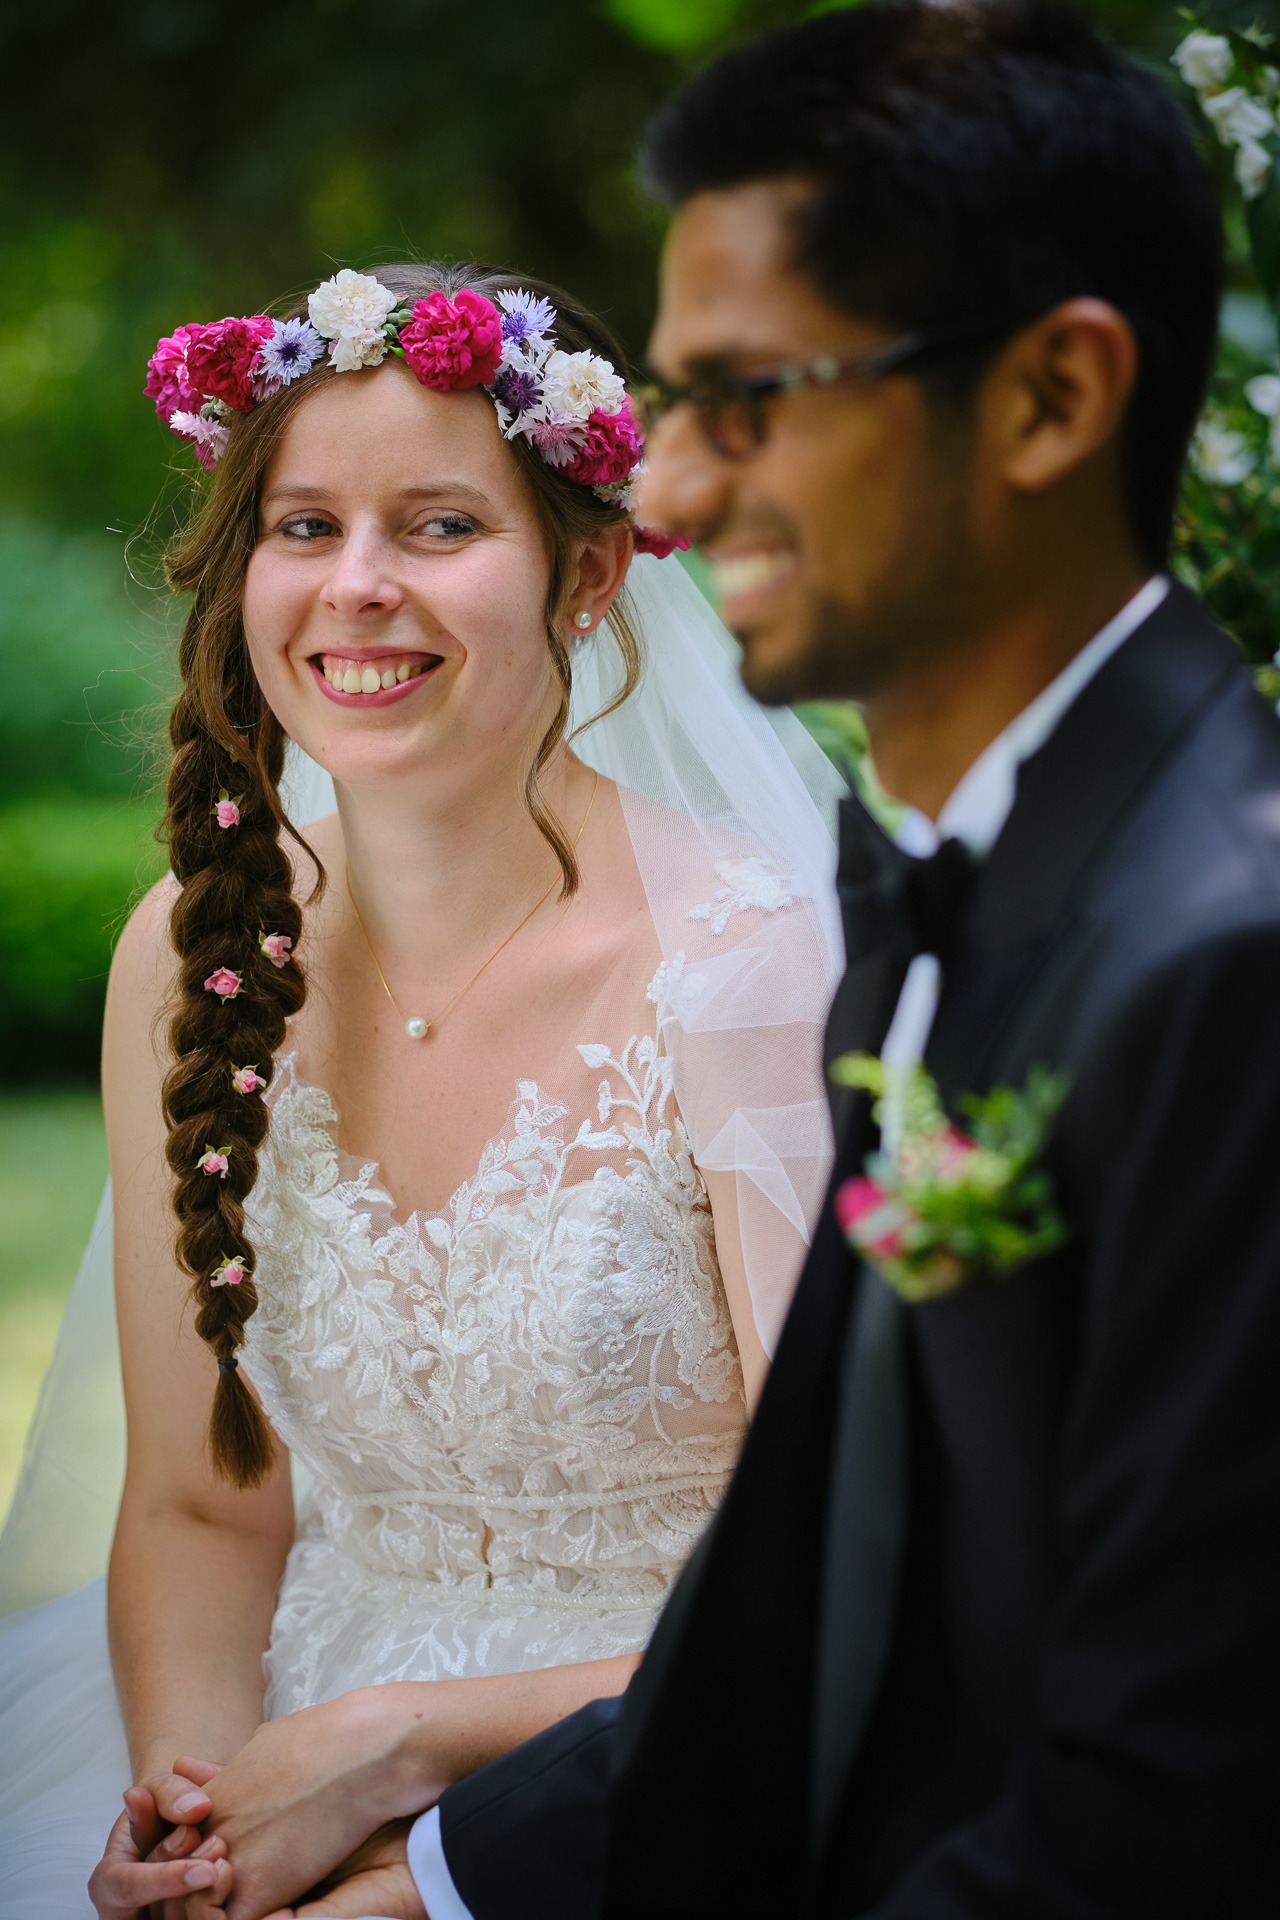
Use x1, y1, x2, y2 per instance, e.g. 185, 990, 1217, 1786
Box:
639, 320, 1012, 459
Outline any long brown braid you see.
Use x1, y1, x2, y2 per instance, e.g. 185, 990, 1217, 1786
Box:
158, 262, 643, 1485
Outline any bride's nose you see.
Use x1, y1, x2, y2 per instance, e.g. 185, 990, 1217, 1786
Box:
320, 523, 406, 620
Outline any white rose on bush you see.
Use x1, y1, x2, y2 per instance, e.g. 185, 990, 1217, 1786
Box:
1200, 86, 1276, 148
1192, 420, 1257, 485
1173, 31, 1234, 94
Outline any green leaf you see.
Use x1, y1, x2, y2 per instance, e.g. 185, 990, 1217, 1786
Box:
1246, 139, 1280, 313
603, 0, 750, 52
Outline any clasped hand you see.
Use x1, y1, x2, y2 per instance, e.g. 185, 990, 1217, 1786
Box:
90, 1688, 436, 1920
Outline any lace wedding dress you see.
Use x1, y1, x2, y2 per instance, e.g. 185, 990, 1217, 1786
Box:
0, 556, 845, 1916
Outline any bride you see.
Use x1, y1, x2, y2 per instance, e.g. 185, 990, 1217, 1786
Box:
0, 262, 842, 1916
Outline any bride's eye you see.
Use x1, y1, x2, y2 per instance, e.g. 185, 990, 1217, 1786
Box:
418, 512, 479, 541
277, 514, 339, 543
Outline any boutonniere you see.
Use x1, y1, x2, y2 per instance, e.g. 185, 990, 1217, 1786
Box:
829, 1052, 1070, 1302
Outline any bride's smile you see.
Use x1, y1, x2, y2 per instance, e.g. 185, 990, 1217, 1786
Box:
242, 362, 566, 797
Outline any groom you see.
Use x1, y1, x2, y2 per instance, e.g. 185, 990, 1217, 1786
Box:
190, 4, 1280, 1914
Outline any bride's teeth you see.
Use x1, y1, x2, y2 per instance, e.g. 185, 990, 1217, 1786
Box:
360, 666, 381, 694
396, 663, 411, 682
381, 667, 398, 690
342, 667, 362, 694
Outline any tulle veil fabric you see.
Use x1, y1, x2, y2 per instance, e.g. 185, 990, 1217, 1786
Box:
0, 552, 845, 1618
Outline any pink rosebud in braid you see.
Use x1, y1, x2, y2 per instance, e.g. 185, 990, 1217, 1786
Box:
259, 932, 293, 970
231, 1064, 265, 1095
197, 1146, 231, 1178
211, 1255, 247, 1288
204, 967, 242, 1000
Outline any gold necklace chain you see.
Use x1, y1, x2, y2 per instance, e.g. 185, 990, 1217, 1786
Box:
346, 769, 600, 1043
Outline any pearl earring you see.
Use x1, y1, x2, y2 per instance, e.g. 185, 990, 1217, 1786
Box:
574, 611, 593, 631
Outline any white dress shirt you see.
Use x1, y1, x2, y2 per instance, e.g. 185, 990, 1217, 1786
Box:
406, 573, 1168, 1920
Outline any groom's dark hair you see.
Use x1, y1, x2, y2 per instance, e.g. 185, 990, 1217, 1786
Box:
643, 0, 1222, 568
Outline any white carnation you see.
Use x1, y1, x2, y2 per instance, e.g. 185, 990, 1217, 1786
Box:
1171, 31, 1233, 94
1200, 85, 1276, 148
1191, 420, 1255, 485
1235, 137, 1273, 202
329, 328, 389, 372
308, 270, 398, 367
541, 349, 627, 424
1245, 374, 1280, 419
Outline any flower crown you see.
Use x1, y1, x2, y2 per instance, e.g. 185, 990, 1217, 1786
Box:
145, 270, 687, 557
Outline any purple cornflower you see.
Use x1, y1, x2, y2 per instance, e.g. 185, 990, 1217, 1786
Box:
496, 288, 557, 348
531, 419, 585, 468
493, 364, 543, 416
258, 317, 325, 387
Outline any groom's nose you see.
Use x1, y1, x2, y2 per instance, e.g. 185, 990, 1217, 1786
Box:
638, 406, 734, 547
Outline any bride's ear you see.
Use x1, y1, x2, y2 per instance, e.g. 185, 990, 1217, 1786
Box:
566, 522, 634, 632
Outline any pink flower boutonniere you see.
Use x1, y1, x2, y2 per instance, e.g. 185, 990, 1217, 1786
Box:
259, 932, 293, 969
204, 967, 242, 1000
830, 1053, 1070, 1303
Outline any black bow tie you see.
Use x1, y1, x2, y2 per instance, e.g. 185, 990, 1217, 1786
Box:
836, 794, 976, 969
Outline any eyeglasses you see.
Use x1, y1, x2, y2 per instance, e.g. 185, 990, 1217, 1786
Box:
635, 321, 1010, 460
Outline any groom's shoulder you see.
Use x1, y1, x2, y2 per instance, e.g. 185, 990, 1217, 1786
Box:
1103, 591, 1280, 922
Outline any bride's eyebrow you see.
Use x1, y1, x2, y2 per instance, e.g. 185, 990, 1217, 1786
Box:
260, 482, 493, 510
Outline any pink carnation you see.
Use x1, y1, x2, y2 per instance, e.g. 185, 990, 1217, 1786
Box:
834, 1175, 910, 1262
634, 526, 693, 560
259, 931, 293, 969
231, 1064, 265, 1095
561, 401, 645, 489
144, 323, 206, 424
400, 290, 504, 392
185, 315, 275, 413
204, 967, 242, 1000
198, 1147, 230, 1178
214, 797, 241, 829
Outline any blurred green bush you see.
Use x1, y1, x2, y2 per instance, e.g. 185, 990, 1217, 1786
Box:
0, 795, 165, 1081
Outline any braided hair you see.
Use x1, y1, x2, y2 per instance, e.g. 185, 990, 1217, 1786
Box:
159, 262, 642, 1485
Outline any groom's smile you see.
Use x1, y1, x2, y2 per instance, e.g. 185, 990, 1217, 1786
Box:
641, 177, 973, 708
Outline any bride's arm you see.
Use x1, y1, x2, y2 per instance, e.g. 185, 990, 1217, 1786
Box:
101, 881, 295, 1824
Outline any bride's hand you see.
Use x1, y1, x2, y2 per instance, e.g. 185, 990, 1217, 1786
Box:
87, 1771, 230, 1919
249, 1822, 426, 1919
179, 1688, 447, 1920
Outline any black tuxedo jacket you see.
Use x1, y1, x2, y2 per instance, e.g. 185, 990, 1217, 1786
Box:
436, 587, 1280, 1916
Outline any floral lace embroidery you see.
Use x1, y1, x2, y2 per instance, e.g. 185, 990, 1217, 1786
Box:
688, 854, 800, 935
240, 988, 746, 1711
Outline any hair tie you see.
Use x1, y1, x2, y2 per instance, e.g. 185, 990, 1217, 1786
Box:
217, 1356, 239, 1376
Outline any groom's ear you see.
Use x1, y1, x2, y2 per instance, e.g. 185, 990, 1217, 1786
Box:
983, 297, 1139, 498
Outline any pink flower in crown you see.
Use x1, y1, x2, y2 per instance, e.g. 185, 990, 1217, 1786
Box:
400, 290, 504, 391
185, 315, 275, 413
211, 1255, 247, 1288
231, 1064, 265, 1095
204, 967, 242, 1000
634, 526, 693, 560
145, 322, 207, 424
214, 794, 241, 830
834, 1175, 911, 1262
169, 407, 231, 470
561, 401, 645, 489
197, 1146, 231, 1178
530, 419, 587, 468
259, 931, 293, 969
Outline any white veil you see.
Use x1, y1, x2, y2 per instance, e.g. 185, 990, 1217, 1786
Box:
0, 553, 844, 1616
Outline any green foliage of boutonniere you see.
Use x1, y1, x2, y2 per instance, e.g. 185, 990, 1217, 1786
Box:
830, 1053, 1071, 1303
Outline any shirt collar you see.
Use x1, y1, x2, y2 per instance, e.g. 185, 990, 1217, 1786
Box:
894, 575, 1169, 859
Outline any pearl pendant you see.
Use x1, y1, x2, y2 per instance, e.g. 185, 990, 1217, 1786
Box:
405, 1017, 429, 1041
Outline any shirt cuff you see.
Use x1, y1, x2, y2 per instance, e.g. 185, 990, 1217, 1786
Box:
407, 1805, 476, 1920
